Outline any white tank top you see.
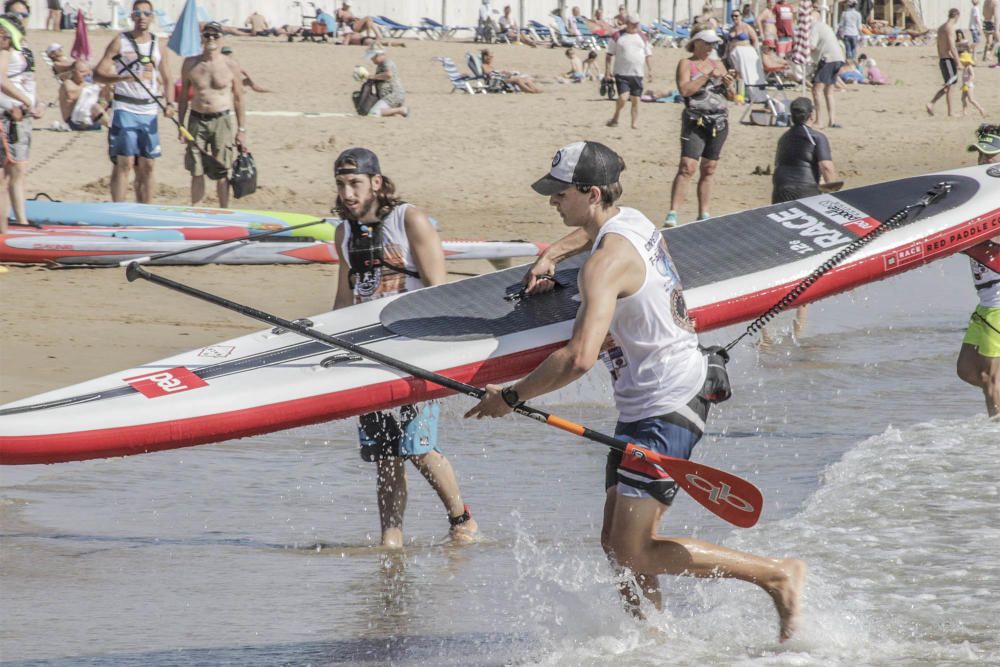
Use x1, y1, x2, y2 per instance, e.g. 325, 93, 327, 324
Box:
593, 207, 707, 422
0, 47, 36, 109
113, 32, 161, 115
972, 256, 1000, 308
340, 203, 424, 303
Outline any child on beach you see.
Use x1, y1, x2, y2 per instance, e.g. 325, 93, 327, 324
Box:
858, 54, 888, 84
583, 50, 600, 80
565, 47, 585, 81
960, 52, 988, 116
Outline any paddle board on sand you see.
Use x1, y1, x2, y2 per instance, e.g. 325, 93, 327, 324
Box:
3, 166, 999, 464
0, 230, 546, 266
18, 201, 335, 240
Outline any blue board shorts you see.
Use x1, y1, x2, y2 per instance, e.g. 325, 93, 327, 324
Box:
108, 109, 161, 161
357, 401, 440, 462
606, 394, 710, 505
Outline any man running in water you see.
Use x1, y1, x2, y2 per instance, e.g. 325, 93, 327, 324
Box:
94, 0, 175, 203
332, 148, 478, 548
957, 124, 1000, 418
464, 141, 805, 641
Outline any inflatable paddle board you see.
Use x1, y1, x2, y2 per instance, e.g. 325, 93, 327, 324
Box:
18, 201, 334, 240
3, 166, 999, 464
0, 231, 545, 266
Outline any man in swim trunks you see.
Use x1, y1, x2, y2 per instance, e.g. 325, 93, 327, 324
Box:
926, 8, 961, 117
983, 0, 998, 61
178, 22, 246, 208
810, 9, 844, 128
957, 124, 1000, 418
332, 147, 478, 547
94, 0, 175, 203
604, 15, 652, 129
465, 140, 806, 642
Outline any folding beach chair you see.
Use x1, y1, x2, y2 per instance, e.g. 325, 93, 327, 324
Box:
733, 47, 791, 126
421, 17, 472, 40
466, 52, 517, 93
434, 57, 486, 94
574, 16, 605, 49
549, 15, 581, 47
527, 20, 553, 42
375, 16, 418, 39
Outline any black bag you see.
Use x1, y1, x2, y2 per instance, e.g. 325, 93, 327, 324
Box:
352, 79, 380, 116
699, 345, 733, 403
230, 150, 258, 199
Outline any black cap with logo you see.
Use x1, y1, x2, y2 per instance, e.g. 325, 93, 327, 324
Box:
531, 141, 623, 196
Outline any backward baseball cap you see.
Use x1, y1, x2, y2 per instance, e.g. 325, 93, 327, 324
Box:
531, 141, 623, 196
335, 147, 382, 175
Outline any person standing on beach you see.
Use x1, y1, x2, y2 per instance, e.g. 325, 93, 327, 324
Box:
0, 14, 39, 234
810, 9, 844, 128
94, 0, 175, 203
0, 7, 42, 232
604, 15, 652, 129
465, 141, 805, 641
664, 29, 735, 227
178, 22, 246, 208
957, 125, 1000, 418
983, 0, 998, 61
838, 0, 863, 62
926, 9, 961, 117
331, 147, 478, 548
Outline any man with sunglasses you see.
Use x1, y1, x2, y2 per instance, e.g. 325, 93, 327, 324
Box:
95, 0, 175, 203
957, 125, 1000, 418
177, 22, 246, 208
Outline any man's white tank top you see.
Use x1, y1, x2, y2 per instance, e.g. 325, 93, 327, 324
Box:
340, 203, 424, 303
972, 256, 1000, 308
0, 47, 36, 110
593, 207, 707, 422
113, 32, 161, 115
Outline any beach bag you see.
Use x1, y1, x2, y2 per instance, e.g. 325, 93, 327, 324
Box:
352, 79, 380, 116
230, 150, 258, 199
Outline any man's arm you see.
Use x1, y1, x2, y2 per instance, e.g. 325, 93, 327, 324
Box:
176, 57, 193, 137
465, 235, 643, 418
332, 224, 355, 309
523, 227, 592, 294
948, 28, 960, 62
229, 58, 247, 147
404, 206, 447, 287
818, 160, 838, 184
92, 37, 123, 84
158, 40, 175, 110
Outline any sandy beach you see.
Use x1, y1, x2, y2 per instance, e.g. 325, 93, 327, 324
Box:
1, 31, 997, 401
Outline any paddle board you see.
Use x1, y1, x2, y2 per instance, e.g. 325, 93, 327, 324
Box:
17, 201, 335, 240
3, 166, 998, 464
0, 232, 546, 266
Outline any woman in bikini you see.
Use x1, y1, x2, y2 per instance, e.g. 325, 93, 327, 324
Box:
757, 0, 779, 44
480, 49, 543, 93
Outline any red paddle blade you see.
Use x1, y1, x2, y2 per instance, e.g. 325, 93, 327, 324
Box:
624, 443, 763, 528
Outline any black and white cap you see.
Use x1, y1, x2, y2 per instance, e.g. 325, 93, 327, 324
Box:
531, 141, 623, 196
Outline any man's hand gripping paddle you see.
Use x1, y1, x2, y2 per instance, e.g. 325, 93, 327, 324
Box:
125, 263, 763, 528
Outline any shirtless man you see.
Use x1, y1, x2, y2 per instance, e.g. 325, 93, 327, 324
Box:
59, 60, 110, 130
983, 0, 998, 61
335, 1, 384, 41
927, 9, 961, 117
178, 22, 246, 208
45, 43, 74, 80
243, 11, 280, 37
94, 0, 175, 203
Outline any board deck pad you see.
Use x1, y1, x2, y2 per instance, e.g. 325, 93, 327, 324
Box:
382, 174, 979, 342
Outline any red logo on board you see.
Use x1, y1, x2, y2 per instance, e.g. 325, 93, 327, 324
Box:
124, 367, 208, 398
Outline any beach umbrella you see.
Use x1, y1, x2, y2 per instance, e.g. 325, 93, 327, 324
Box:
167, 0, 202, 57
70, 10, 89, 61
789, 0, 812, 65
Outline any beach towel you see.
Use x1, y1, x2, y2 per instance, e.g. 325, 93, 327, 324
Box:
730, 46, 763, 91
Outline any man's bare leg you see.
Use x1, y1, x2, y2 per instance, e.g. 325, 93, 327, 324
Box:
6, 161, 28, 226
609, 495, 807, 641
608, 91, 628, 126
824, 84, 836, 126
191, 174, 206, 205
111, 156, 135, 202
216, 176, 230, 208
601, 486, 663, 617
630, 96, 639, 129
376, 458, 407, 548
410, 450, 478, 542
957, 342, 1000, 417
134, 157, 155, 203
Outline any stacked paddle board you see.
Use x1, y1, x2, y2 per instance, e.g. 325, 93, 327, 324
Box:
2, 167, 999, 464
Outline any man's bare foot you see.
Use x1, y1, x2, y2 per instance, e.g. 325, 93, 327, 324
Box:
448, 517, 478, 545
381, 527, 404, 549
606, 118, 618, 127
925, 103, 934, 116
767, 559, 807, 642
631, 123, 638, 129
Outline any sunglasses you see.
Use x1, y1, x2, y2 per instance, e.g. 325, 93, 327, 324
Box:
132, 10, 153, 17
12, 11, 28, 18
202, 32, 221, 39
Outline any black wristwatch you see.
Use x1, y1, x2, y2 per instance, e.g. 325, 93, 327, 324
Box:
500, 386, 522, 408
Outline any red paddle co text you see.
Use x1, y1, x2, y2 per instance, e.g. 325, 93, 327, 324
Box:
124, 367, 208, 398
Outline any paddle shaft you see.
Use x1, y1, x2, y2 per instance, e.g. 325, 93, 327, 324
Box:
122, 218, 333, 266
126, 263, 762, 528
112, 54, 196, 141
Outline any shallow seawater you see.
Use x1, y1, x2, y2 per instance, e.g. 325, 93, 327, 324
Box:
2, 255, 999, 666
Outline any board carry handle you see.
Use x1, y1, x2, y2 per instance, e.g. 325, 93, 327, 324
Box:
121, 219, 334, 266
125, 262, 762, 528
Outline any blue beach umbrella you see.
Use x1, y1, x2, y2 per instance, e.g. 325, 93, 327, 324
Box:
167, 0, 202, 57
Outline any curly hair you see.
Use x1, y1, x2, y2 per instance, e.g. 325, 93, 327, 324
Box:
333, 174, 405, 221
977, 123, 1000, 136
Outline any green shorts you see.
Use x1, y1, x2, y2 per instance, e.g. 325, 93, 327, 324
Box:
963, 305, 1000, 358
183, 111, 234, 180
